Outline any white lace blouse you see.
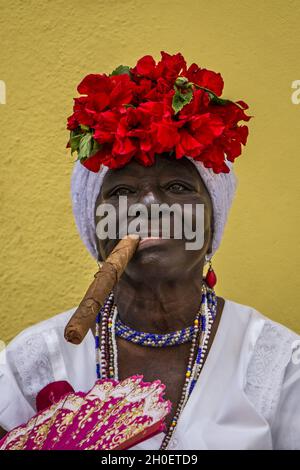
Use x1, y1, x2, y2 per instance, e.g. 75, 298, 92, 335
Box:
0, 298, 300, 450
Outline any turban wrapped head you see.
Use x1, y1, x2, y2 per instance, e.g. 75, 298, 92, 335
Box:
71, 157, 238, 261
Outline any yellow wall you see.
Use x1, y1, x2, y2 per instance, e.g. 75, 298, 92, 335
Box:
0, 0, 299, 344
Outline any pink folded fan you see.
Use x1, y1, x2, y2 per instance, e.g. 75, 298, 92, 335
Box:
0, 375, 172, 450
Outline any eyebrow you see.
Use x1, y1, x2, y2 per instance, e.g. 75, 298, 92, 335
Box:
102, 176, 139, 193
108, 170, 196, 182
159, 175, 196, 184
102, 174, 197, 191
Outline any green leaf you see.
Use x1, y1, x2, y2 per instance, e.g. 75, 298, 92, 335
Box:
91, 138, 102, 156
80, 124, 90, 132
110, 65, 131, 76
70, 131, 84, 154
77, 132, 93, 161
172, 86, 193, 114
210, 95, 230, 106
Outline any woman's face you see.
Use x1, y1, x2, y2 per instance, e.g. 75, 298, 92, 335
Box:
95, 155, 213, 281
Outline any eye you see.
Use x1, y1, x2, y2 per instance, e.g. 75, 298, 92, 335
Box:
110, 186, 135, 197
167, 182, 191, 193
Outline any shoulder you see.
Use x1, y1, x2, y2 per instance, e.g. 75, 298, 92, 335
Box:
3, 306, 78, 374
3, 308, 78, 404
9, 307, 77, 343
223, 298, 299, 394
223, 297, 299, 345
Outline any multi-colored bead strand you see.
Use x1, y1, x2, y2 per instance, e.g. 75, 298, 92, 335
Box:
114, 316, 198, 347
95, 291, 114, 379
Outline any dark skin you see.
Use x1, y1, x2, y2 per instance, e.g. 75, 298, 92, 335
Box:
93, 154, 225, 430
0, 155, 225, 440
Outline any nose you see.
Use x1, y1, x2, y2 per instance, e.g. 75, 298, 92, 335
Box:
134, 188, 163, 237
139, 189, 160, 208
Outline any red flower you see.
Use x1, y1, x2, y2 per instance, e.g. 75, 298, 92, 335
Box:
185, 64, 224, 96
109, 75, 134, 108
66, 51, 252, 173
152, 120, 180, 153
93, 111, 120, 144
134, 55, 157, 78
77, 74, 111, 95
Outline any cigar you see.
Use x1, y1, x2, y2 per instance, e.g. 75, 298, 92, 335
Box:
64, 234, 140, 345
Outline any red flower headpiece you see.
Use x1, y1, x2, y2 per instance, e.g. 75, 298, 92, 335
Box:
66, 51, 252, 174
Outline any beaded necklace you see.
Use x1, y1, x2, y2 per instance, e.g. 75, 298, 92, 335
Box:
95, 283, 217, 450
114, 315, 196, 346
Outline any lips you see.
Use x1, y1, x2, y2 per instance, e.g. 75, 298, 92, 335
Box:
137, 236, 175, 250
117, 229, 174, 239
113, 228, 177, 252
139, 236, 163, 244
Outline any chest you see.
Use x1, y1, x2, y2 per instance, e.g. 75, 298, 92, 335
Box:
116, 338, 192, 429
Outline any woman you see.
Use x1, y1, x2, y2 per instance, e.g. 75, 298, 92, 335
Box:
0, 52, 299, 450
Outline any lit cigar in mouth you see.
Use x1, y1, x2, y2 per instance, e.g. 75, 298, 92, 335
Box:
64, 234, 140, 345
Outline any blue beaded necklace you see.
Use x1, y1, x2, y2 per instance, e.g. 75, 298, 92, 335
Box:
115, 317, 197, 347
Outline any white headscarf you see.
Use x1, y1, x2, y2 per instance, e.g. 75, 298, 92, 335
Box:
71, 158, 238, 261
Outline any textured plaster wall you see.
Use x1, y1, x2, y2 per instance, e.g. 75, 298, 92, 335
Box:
0, 0, 299, 344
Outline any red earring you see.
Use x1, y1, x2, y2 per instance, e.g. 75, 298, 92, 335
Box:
204, 256, 217, 288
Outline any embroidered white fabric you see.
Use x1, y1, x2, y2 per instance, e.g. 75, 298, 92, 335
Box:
244, 321, 295, 424
0, 300, 299, 449
6, 333, 55, 410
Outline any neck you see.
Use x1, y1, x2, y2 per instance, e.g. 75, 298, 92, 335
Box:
113, 263, 205, 334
